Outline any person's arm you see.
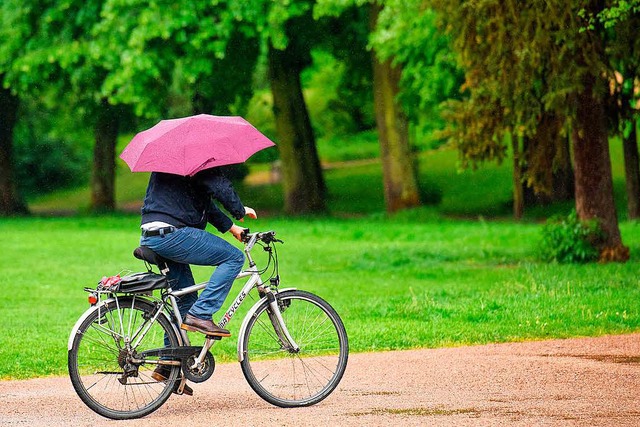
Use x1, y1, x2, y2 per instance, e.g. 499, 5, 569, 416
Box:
204, 173, 245, 220
201, 171, 257, 235
206, 201, 234, 233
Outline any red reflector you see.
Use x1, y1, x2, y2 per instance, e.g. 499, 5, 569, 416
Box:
88, 295, 98, 305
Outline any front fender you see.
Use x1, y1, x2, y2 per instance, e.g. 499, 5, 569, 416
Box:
237, 288, 296, 362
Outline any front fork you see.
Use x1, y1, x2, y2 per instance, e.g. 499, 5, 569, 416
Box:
265, 291, 300, 353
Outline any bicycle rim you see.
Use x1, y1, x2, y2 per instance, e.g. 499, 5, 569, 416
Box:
68, 296, 180, 419
240, 290, 348, 407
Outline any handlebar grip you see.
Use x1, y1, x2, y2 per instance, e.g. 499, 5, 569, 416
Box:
241, 228, 250, 242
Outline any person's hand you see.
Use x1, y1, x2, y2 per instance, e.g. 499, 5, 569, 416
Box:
229, 224, 246, 242
240, 206, 257, 222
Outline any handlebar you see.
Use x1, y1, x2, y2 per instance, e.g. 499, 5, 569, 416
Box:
241, 229, 283, 251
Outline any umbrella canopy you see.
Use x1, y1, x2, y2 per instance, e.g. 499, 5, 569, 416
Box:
120, 114, 275, 176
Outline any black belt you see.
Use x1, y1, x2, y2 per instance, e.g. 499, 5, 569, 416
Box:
141, 226, 179, 238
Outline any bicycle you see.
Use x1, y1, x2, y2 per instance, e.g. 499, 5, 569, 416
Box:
67, 230, 349, 420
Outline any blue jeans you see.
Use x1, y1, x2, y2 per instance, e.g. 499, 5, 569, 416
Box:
140, 227, 244, 322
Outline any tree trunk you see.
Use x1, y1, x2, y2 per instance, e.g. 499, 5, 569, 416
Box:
523, 114, 574, 206
0, 83, 28, 216
622, 121, 640, 219
512, 136, 524, 220
370, 3, 421, 213
90, 100, 119, 212
552, 134, 575, 202
268, 44, 326, 215
572, 77, 628, 262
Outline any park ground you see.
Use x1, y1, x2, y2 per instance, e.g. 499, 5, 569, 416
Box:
1, 333, 639, 426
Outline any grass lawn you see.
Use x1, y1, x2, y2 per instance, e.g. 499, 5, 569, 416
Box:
5, 133, 639, 380
1, 214, 640, 380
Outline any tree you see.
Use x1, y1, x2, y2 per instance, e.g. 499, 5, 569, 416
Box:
367, 3, 420, 212
0, 80, 28, 215
318, 0, 445, 212
267, 8, 327, 214
599, 10, 640, 219
431, 0, 631, 261
98, 0, 327, 215
4, 0, 129, 212
522, 116, 574, 209
191, 30, 260, 116
322, 7, 375, 133
0, 0, 35, 216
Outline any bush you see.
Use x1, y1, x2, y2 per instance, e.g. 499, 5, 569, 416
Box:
539, 210, 601, 263
14, 136, 91, 197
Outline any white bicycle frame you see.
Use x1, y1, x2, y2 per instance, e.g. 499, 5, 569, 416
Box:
168, 271, 298, 364
68, 231, 300, 382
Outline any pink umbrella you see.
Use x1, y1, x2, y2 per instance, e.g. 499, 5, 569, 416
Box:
120, 114, 275, 176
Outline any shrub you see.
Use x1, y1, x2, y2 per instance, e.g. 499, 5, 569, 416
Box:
14, 136, 91, 197
539, 210, 601, 263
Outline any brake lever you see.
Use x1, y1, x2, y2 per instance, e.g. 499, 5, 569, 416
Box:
241, 228, 250, 243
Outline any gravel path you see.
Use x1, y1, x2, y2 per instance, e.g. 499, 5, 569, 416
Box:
1, 334, 639, 426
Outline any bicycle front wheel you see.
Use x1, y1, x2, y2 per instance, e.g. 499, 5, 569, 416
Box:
68, 296, 180, 420
240, 290, 348, 407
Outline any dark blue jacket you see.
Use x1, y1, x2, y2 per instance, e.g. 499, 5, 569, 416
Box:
140, 170, 245, 233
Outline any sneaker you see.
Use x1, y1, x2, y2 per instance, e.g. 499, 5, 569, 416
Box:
181, 314, 231, 337
151, 365, 193, 396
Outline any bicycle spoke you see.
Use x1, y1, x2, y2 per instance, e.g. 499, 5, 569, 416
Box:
69, 297, 179, 419
241, 291, 348, 407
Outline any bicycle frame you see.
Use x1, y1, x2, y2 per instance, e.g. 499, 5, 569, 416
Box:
167, 271, 299, 368
68, 230, 300, 387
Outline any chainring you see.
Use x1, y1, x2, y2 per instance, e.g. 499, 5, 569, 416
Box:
182, 351, 215, 383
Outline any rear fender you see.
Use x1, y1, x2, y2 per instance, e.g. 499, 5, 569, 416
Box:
67, 296, 180, 350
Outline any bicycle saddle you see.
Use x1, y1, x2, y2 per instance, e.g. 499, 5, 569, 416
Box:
134, 246, 169, 271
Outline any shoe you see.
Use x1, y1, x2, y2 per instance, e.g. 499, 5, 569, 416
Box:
181, 314, 231, 337
151, 365, 193, 396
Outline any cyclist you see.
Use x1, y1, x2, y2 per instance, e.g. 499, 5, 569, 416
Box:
138, 167, 256, 391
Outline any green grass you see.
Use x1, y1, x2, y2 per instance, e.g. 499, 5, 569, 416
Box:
8, 132, 640, 380
2, 214, 640, 379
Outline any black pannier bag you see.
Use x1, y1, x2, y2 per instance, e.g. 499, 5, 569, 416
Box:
114, 272, 169, 293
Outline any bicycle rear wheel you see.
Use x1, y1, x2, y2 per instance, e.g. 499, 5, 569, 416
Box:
68, 296, 180, 419
240, 290, 348, 407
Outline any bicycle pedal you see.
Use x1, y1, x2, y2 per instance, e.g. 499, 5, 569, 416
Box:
173, 382, 194, 396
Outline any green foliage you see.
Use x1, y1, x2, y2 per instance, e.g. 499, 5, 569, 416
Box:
430, 0, 640, 172
302, 50, 368, 138
316, 0, 464, 146
247, 47, 374, 144
580, 0, 640, 28
316, 130, 380, 162
14, 136, 90, 197
369, 3, 464, 140
540, 211, 602, 263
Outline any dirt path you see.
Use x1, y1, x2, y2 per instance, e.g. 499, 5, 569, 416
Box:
2, 334, 639, 426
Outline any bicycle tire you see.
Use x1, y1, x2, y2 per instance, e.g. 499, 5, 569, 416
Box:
240, 290, 349, 407
68, 296, 180, 420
